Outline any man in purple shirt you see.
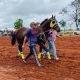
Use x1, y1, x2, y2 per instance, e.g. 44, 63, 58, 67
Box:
23, 22, 41, 66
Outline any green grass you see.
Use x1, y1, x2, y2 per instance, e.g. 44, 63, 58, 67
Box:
60, 30, 75, 35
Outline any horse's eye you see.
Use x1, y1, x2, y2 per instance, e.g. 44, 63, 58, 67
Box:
52, 21, 55, 24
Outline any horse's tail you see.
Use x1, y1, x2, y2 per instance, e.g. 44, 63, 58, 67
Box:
11, 32, 16, 45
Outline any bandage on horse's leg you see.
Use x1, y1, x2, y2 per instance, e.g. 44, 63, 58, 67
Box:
38, 52, 42, 59
17, 45, 25, 59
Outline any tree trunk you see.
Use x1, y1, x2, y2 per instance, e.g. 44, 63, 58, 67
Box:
75, 8, 79, 30
76, 21, 79, 30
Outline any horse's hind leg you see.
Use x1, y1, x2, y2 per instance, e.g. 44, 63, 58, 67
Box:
18, 44, 22, 56
17, 37, 25, 59
17, 44, 25, 59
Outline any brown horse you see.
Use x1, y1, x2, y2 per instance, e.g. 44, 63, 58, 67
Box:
11, 15, 60, 58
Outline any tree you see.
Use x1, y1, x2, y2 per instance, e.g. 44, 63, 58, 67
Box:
14, 19, 23, 29
59, 20, 66, 28
78, 0, 80, 3
59, 20, 66, 35
78, 19, 80, 25
60, 0, 80, 30
71, 0, 80, 30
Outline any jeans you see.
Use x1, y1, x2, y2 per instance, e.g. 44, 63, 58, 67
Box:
48, 40, 57, 59
24, 46, 40, 65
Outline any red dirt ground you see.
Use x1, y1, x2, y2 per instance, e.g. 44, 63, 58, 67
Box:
0, 36, 80, 80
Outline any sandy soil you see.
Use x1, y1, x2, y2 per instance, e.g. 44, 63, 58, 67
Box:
0, 36, 80, 80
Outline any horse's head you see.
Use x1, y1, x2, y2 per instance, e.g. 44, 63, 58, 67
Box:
49, 15, 60, 32
40, 15, 60, 32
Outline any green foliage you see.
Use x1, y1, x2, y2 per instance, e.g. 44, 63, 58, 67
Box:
59, 20, 66, 27
4, 31, 8, 36
14, 19, 23, 29
61, 8, 68, 14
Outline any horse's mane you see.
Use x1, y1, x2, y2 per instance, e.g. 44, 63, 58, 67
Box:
40, 19, 48, 25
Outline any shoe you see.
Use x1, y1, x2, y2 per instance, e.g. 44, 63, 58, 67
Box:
38, 64, 44, 67
23, 60, 26, 64
54, 58, 59, 61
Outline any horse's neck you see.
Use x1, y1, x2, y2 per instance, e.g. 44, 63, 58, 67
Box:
37, 27, 43, 33
41, 20, 49, 28
40, 20, 50, 33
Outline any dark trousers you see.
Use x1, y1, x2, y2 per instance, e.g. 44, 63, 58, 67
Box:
24, 46, 40, 65
39, 43, 49, 53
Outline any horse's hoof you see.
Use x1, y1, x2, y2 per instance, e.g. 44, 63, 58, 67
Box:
16, 55, 20, 58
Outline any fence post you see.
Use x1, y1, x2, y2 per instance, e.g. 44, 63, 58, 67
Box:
72, 30, 74, 35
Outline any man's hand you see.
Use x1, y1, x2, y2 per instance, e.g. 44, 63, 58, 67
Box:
22, 45, 24, 48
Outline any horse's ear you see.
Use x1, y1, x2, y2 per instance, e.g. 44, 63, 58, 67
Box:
54, 16, 56, 19
49, 14, 53, 20
52, 14, 53, 19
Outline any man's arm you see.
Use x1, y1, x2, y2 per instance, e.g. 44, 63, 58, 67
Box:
23, 36, 27, 48
56, 33, 62, 39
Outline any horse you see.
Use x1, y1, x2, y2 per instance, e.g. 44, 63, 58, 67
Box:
11, 15, 60, 59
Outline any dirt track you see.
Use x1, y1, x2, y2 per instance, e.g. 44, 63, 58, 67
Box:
0, 36, 80, 80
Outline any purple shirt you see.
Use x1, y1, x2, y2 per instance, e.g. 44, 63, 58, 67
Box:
47, 30, 58, 41
26, 29, 38, 46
